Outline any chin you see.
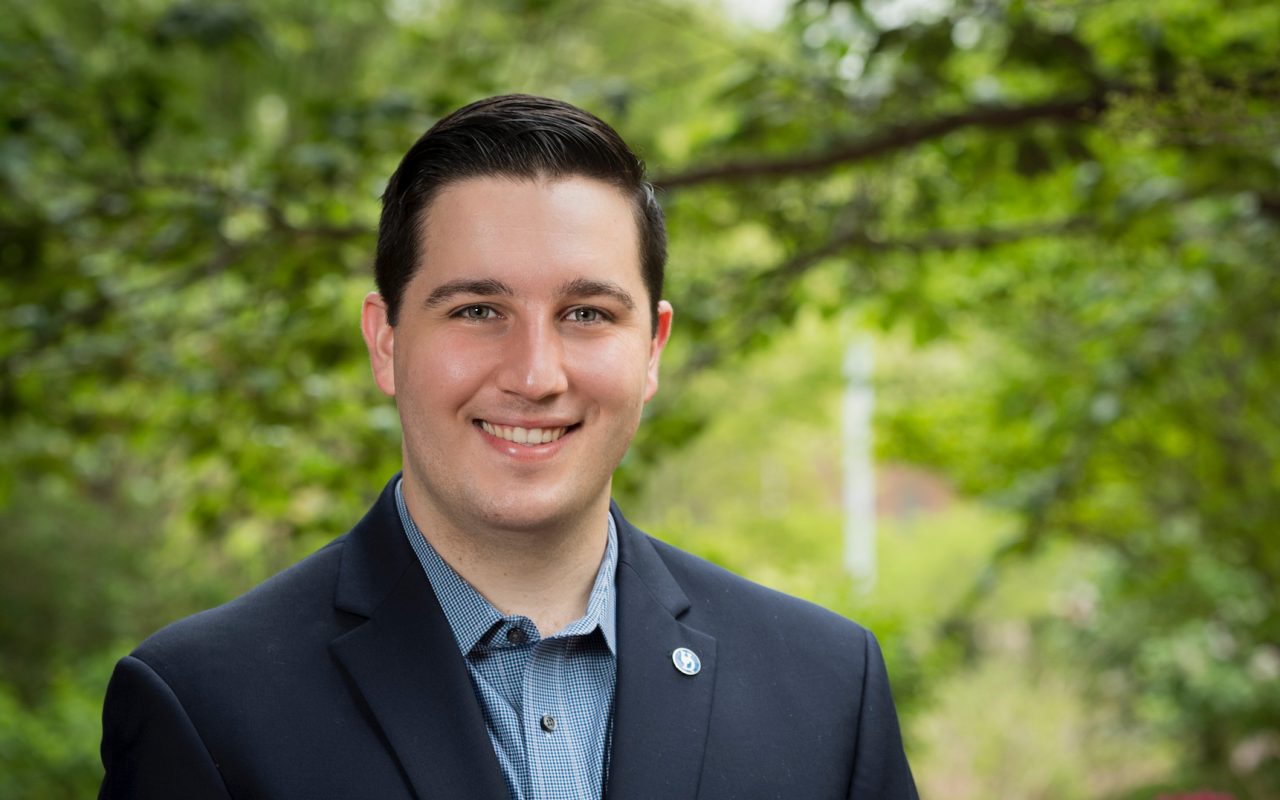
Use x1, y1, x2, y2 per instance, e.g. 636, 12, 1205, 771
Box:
480, 506, 570, 534
474, 491, 600, 534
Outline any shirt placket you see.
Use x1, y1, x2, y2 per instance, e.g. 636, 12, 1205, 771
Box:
525, 636, 595, 800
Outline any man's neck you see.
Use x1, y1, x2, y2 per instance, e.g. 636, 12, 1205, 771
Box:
400, 479, 610, 636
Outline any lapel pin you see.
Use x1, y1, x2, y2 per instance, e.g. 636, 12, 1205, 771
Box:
671, 647, 701, 676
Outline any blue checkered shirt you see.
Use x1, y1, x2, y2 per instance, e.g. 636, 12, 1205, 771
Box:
395, 480, 617, 800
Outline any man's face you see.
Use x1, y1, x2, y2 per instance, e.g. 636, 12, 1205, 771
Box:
362, 175, 672, 536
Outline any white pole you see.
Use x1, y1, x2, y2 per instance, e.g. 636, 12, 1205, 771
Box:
843, 338, 876, 592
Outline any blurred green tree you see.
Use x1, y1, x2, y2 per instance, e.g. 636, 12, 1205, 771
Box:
2, 0, 1277, 794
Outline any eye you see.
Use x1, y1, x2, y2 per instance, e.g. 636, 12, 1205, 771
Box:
565, 307, 608, 324
455, 304, 498, 321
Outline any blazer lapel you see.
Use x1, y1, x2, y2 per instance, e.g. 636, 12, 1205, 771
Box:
328, 480, 509, 800
607, 506, 717, 800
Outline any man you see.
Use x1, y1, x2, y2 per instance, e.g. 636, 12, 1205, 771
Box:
99, 94, 918, 799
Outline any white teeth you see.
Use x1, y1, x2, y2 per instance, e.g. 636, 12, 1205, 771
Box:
480, 421, 568, 445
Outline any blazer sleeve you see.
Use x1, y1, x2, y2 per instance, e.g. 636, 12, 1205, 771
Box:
848, 629, 919, 800
99, 655, 232, 800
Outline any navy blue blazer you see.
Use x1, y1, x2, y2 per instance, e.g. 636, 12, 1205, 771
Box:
100, 477, 918, 799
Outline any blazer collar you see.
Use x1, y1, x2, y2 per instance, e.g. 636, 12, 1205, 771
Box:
607, 500, 717, 800
329, 476, 510, 800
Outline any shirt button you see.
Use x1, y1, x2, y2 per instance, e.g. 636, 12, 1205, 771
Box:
506, 627, 526, 645
540, 714, 556, 733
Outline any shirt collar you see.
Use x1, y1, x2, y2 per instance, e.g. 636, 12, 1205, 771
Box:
395, 477, 618, 656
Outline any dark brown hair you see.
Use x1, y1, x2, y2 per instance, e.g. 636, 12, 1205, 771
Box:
375, 94, 666, 330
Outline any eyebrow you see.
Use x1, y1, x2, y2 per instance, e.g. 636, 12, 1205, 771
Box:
558, 278, 636, 311
423, 279, 514, 308
422, 276, 638, 312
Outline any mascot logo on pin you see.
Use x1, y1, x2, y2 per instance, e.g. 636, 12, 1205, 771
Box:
671, 647, 701, 676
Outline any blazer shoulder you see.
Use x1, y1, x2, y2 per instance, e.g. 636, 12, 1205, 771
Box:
644, 533, 872, 646
134, 474, 408, 672
132, 536, 350, 675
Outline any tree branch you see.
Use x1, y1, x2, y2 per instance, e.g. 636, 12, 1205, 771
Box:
674, 216, 1097, 375
762, 216, 1095, 286
655, 93, 1110, 190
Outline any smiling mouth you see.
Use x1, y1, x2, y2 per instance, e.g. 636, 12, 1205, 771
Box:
477, 420, 574, 445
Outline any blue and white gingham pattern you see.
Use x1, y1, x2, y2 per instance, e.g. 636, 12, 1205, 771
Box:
396, 480, 617, 800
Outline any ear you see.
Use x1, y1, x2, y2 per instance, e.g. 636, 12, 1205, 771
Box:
361, 292, 397, 397
643, 300, 674, 403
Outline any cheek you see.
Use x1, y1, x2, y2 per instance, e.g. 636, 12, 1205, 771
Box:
566, 338, 652, 401
397, 337, 493, 403
438, 350, 486, 385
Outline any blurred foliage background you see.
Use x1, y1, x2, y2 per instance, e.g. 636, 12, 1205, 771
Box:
2, 0, 1278, 796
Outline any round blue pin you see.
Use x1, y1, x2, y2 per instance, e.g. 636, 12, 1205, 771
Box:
671, 647, 701, 676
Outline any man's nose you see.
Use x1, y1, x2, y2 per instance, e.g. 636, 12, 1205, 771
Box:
496, 318, 569, 400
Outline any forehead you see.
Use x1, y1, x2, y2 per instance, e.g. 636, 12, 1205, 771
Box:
416, 175, 642, 289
